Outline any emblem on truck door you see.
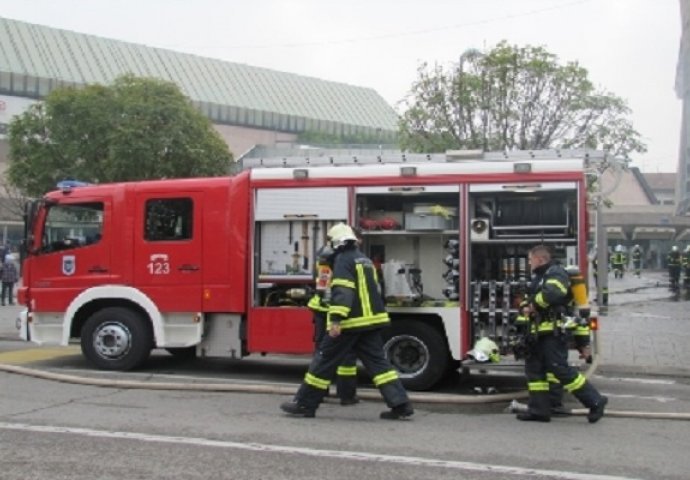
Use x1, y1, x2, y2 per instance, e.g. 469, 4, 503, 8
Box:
62, 255, 76, 276
147, 253, 171, 275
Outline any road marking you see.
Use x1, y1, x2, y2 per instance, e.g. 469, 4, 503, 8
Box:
599, 376, 676, 385
0, 346, 80, 365
0, 422, 642, 480
604, 393, 676, 403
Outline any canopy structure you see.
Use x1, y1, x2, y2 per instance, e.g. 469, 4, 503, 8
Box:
631, 226, 676, 241
606, 226, 627, 241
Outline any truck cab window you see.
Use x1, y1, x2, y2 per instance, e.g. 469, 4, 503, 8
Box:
145, 198, 193, 241
42, 202, 104, 252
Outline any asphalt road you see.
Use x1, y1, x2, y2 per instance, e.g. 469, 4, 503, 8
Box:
1, 369, 690, 480
1, 270, 690, 478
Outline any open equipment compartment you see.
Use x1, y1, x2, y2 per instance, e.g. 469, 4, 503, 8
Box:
467, 181, 580, 352
355, 185, 460, 306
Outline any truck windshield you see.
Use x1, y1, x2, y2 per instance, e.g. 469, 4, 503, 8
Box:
41, 202, 104, 253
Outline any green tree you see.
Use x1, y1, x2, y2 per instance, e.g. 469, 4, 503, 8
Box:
398, 42, 647, 158
8, 75, 232, 196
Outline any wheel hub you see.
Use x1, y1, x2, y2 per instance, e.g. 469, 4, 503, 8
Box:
93, 322, 132, 360
385, 335, 429, 376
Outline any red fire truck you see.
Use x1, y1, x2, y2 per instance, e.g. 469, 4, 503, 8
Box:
17, 149, 595, 390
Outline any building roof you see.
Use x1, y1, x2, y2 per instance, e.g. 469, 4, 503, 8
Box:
0, 16, 398, 137
643, 172, 676, 191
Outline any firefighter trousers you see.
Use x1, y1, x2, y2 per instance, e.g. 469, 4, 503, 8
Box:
295, 327, 409, 410
525, 334, 602, 418
312, 311, 358, 400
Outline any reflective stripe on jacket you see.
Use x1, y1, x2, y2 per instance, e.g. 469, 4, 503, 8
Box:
327, 247, 390, 331
529, 261, 571, 334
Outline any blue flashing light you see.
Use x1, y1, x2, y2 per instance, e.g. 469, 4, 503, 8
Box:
56, 179, 91, 189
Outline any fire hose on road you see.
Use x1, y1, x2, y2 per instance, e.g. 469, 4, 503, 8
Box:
1, 335, 690, 421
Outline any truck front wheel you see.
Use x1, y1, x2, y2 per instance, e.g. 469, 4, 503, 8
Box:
81, 307, 153, 371
382, 320, 450, 391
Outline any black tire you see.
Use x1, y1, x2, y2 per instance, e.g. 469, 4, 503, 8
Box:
80, 307, 153, 371
381, 319, 450, 391
165, 346, 197, 359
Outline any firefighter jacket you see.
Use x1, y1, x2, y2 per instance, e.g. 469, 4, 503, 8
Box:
327, 246, 390, 332
611, 252, 626, 266
632, 249, 642, 264
668, 250, 682, 267
520, 260, 572, 335
307, 294, 329, 313
682, 252, 690, 268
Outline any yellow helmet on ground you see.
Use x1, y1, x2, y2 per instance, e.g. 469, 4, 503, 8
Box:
468, 337, 500, 363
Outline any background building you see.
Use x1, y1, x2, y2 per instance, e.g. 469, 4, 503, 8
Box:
0, 16, 399, 246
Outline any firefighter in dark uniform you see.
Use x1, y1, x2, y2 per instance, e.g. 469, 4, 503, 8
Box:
631, 245, 643, 278
682, 246, 690, 287
611, 245, 626, 279
516, 245, 607, 423
668, 246, 681, 290
308, 245, 359, 405
281, 223, 413, 419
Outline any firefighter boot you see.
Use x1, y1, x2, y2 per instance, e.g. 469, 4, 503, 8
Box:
280, 401, 316, 418
516, 412, 551, 422
550, 405, 572, 417
587, 396, 608, 424
380, 402, 414, 420
340, 396, 360, 406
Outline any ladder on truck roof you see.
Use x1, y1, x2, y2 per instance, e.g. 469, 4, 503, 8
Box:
237, 148, 610, 170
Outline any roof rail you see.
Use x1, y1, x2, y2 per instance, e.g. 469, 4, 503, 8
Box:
238, 149, 609, 170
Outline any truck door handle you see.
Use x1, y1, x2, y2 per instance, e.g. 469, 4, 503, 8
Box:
88, 265, 109, 273
178, 264, 200, 272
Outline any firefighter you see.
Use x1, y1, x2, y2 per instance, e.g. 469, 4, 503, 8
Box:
516, 265, 593, 416
683, 246, 690, 287
611, 244, 626, 279
309, 244, 359, 405
281, 223, 413, 419
668, 246, 682, 290
515, 245, 607, 423
631, 245, 643, 278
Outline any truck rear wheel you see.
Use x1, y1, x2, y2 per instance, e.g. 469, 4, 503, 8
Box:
382, 320, 450, 391
81, 307, 152, 371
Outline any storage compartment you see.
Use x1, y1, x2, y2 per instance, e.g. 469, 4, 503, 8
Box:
405, 213, 458, 231
412, 203, 458, 216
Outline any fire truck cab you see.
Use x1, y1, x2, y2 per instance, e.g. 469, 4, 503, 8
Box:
17, 149, 594, 390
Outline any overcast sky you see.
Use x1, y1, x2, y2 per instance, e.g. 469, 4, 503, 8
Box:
0, 0, 682, 172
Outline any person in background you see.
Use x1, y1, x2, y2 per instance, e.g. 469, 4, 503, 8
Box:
682, 246, 690, 287
611, 245, 626, 279
668, 246, 682, 290
631, 245, 643, 278
1, 254, 19, 306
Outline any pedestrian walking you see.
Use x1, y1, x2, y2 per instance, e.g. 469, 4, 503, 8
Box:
281, 223, 413, 419
1, 254, 18, 306
515, 245, 607, 423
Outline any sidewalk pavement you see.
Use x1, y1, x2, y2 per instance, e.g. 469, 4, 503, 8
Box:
0, 269, 688, 377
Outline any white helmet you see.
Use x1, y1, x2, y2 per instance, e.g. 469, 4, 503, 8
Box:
672, 245, 679, 252
615, 244, 623, 252
467, 337, 500, 363
327, 223, 358, 249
